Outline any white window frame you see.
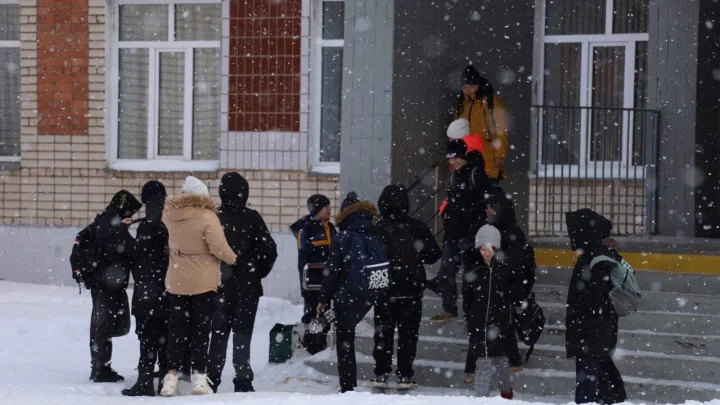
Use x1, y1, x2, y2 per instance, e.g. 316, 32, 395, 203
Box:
0, 0, 21, 163
106, 0, 221, 172
533, 0, 649, 179
308, 0, 344, 175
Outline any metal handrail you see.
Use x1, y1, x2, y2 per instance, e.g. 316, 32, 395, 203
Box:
406, 158, 446, 193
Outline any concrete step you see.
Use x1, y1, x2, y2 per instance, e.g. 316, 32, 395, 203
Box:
533, 267, 720, 296
351, 332, 720, 384
427, 266, 720, 296
305, 353, 720, 403
420, 294, 720, 336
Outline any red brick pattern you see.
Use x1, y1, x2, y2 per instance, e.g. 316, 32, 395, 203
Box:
37, 0, 89, 136
229, 0, 302, 132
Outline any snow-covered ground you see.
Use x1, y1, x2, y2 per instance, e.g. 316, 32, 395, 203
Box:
0, 281, 717, 405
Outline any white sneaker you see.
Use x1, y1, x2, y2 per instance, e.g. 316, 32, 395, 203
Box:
191, 373, 214, 395
160, 373, 180, 397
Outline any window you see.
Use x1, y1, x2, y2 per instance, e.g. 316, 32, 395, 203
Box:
0, 1, 20, 163
537, 0, 650, 177
109, 1, 221, 171
310, 0, 344, 173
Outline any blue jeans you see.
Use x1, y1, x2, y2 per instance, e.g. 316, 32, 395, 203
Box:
428, 239, 474, 316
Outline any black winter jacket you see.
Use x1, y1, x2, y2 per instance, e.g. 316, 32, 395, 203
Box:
464, 251, 513, 358
218, 173, 278, 298
487, 193, 536, 303
319, 201, 382, 328
565, 209, 618, 358
375, 185, 442, 299
442, 152, 494, 241
93, 191, 142, 291
130, 196, 170, 318
90, 190, 142, 339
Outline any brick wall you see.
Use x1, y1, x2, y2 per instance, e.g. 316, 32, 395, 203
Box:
36, 0, 89, 136
0, 167, 339, 231
0, 0, 340, 231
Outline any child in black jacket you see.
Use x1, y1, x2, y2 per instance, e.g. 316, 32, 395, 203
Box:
369, 185, 442, 391
290, 194, 337, 325
465, 224, 514, 399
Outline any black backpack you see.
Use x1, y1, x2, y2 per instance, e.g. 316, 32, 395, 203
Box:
342, 231, 391, 300
513, 293, 545, 362
70, 223, 101, 291
382, 221, 424, 296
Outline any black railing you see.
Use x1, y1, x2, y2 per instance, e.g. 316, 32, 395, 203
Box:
406, 159, 445, 239
531, 105, 660, 236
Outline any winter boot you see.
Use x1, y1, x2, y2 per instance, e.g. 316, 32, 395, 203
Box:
93, 364, 124, 383
397, 376, 418, 391
160, 374, 180, 397
369, 374, 389, 391
463, 373, 475, 384
122, 380, 155, 397
234, 378, 255, 393
191, 373, 214, 395
501, 389, 514, 400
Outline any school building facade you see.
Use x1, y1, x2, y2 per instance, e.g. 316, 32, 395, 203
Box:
0, 0, 718, 238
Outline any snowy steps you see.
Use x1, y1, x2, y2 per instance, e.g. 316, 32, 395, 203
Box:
305, 266, 720, 402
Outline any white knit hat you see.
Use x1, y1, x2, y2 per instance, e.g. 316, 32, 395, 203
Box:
447, 118, 470, 140
475, 224, 502, 249
183, 176, 209, 197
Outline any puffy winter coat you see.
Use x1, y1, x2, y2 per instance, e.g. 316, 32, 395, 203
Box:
565, 209, 619, 358
91, 190, 142, 339
130, 195, 170, 318
453, 93, 510, 180
319, 201, 384, 328
93, 190, 142, 291
217, 172, 278, 298
163, 195, 237, 296
486, 193, 536, 303
375, 185, 442, 299
464, 250, 513, 358
442, 152, 494, 242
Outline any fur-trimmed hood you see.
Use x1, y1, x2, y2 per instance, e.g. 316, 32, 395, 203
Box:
335, 200, 377, 231
164, 194, 217, 222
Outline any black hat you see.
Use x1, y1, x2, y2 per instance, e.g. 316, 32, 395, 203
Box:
109, 190, 142, 218
219, 172, 249, 207
340, 191, 359, 212
307, 194, 331, 217
140, 180, 167, 205
446, 139, 469, 160
378, 184, 409, 219
462, 65, 482, 85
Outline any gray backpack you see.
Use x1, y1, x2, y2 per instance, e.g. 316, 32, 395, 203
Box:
590, 255, 641, 317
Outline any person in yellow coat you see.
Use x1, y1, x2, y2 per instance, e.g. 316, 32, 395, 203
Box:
452, 65, 510, 184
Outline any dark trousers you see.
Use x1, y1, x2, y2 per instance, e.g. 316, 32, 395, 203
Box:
575, 356, 627, 405
302, 289, 320, 324
134, 316, 169, 382
167, 292, 215, 374
208, 295, 259, 390
336, 322, 357, 392
90, 289, 112, 369
373, 297, 423, 378
427, 239, 474, 315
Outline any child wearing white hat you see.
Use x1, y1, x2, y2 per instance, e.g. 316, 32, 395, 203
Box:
463, 224, 514, 399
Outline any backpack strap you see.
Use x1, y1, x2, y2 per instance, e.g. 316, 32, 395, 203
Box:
589, 255, 619, 269
589, 255, 626, 287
